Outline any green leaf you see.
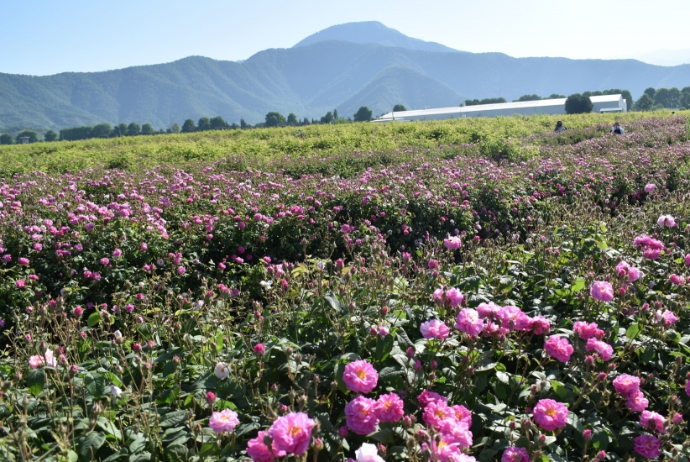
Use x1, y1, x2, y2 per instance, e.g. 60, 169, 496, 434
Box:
68, 450, 79, 462
77, 431, 105, 461
570, 278, 585, 293
97, 416, 122, 439
87, 311, 101, 327
626, 323, 641, 340
159, 410, 188, 428
85, 374, 108, 399
26, 369, 46, 397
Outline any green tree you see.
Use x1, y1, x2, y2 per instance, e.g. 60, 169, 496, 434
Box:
679, 92, 690, 110
320, 111, 334, 124
654, 87, 681, 108
565, 93, 593, 114
92, 123, 112, 138
354, 106, 373, 122
210, 116, 227, 131
126, 122, 141, 137
682, 87, 690, 94
634, 93, 654, 111
141, 123, 154, 135
333, 109, 339, 120
171, 123, 180, 133
548, 94, 566, 99
265, 112, 287, 127
393, 104, 407, 111
16, 130, 38, 143
181, 119, 196, 133
517, 94, 542, 102
287, 113, 298, 125
240, 119, 249, 129
112, 123, 128, 137
44, 130, 58, 142
197, 117, 211, 131
644, 87, 656, 98
303, 117, 310, 125
0, 134, 12, 145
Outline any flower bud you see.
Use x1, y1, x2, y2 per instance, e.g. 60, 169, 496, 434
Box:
406, 347, 415, 358
583, 429, 592, 441
339, 426, 349, 438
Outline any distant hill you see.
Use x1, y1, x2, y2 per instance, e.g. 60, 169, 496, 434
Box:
293, 21, 461, 54
2, 22, 690, 131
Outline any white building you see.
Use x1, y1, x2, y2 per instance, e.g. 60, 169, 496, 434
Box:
372, 94, 627, 123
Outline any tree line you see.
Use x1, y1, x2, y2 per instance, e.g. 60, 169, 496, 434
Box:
634, 87, 690, 111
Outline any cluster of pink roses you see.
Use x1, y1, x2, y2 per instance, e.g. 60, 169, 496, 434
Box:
246, 412, 316, 461
455, 302, 550, 339
614, 260, 642, 282
418, 390, 475, 462
612, 375, 649, 413
633, 234, 666, 260
433, 288, 464, 307
590, 281, 614, 302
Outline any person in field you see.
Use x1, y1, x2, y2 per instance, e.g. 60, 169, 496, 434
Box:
554, 121, 567, 132
611, 122, 624, 134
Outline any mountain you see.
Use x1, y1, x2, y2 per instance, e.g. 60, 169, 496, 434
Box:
293, 21, 461, 54
630, 49, 690, 67
2, 22, 690, 131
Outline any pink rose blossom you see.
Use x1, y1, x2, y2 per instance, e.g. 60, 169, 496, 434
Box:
254, 343, 265, 355
685, 254, 690, 267
626, 390, 649, 412
613, 374, 640, 397
375, 392, 404, 422
433, 288, 445, 306
208, 409, 239, 433
342, 360, 378, 394
268, 412, 316, 455
585, 338, 613, 361
445, 288, 464, 307
657, 214, 676, 227
112, 249, 122, 258
502, 447, 530, 462
100, 257, 109, 266
247, 430, 286, 462
531, 315, 551, 335
455, 308, 484, 337
18, 257, 29, 266
177, 266, 186, 275
634, 434, 661, 459
444, 236, 462, 250
573, 321, 604, 340
355, 443, 385, 462
533, 399, 568, 431
615, 261, 642, 282
640, 411, 666, 434
496, 305, 525, 330
418, 390, 446, 408
345, 396, 379, 435
440, 421, 473, 449
590, 281, 614, 302
449, 404, 472, 428
420, 319, 450, 340
422, 400, 454, 430
476, 302, 500, 319
644, 183, 656, 193
544, 335, 574, 363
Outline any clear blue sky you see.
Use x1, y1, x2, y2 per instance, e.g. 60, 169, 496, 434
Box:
3, 0, 689, 75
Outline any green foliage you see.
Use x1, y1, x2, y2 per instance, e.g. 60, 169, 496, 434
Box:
635, 93, 654, 111
654, 87, 682, 108
171, 122, 180, 133
126, 122, 141, 137
15, 130, 38, 143
465, 97, 507, 106
287, 113, 298, 125
0, 133, 13, 145
265, 112, 287, 127
181, 119, 196, 133
141, 123, 155, 135
320, 111, 334, 124
644, 87, 656, 98
393, 104, 407, 111
353, 106, 373, 122
92, 123, 112, 138
44, 130, 58, 142
210, 116, 227, 130
565, 94, 593, 114
516, 94, 542, 102
197, 117, 211, 131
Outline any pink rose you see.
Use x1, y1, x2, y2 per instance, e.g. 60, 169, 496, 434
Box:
445, 288, 464, 307
585, 338, 613, 361
345, 396, 379, 435
502, 447, 530, 462
455, 308, 484, 337
443, 236, 462, 250
626, 390, 649, 412
268, 412, 316, 455
533, 399, 568, 431
590, 281, 614, 302
375, 392, 404, 422
634, 434, 661, 459
422, 400, 453, 430
573, 321, 604, 340
420, 319, 450, 340
612, 374, 640, 397
639, 411, 666, 434
544, 335, 574, 363
342, 360, 378, 394
208, 409, 239, 434
417, 390, 446, 408
247, 431, 286, 462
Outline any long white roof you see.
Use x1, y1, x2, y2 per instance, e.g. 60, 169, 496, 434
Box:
376, 94, 623, 120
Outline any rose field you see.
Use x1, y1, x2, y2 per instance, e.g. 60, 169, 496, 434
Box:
1, 113, 690, 461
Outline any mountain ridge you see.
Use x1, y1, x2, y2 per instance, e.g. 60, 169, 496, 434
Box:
2, 22, 690, 132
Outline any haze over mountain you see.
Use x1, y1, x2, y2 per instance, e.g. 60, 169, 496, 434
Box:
293, 21, 461, 54
1, 21, 690, 132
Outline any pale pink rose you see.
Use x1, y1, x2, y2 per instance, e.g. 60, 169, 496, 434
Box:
644, 183, 656, 193
444, 236, 462, 250
657, 214, 676, 227
440, 420, 473, 449
268, 412, 316, 455
247, 431, 286, 462
476, 302, 500, 319
531, 315, 551, 335
640, 411, 667, 434
375, 392, 404, 422
573, 321, 604, 340
445, 288, 464, 307
612, 374, 640, 397
544, 335, 574, 363
626, 390, 649, 412
590, 281, 614, 302
585, 338, 613, 361
342, 360, 378, 394
345, 396, 379, 435
208, 409, 239, 433
455, 308, 484, 337
355, 443, 385, 462
533, 399, 568, 431
420, 319, 450, 340
496, 305, 525, 331
29, 355, 45, 369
